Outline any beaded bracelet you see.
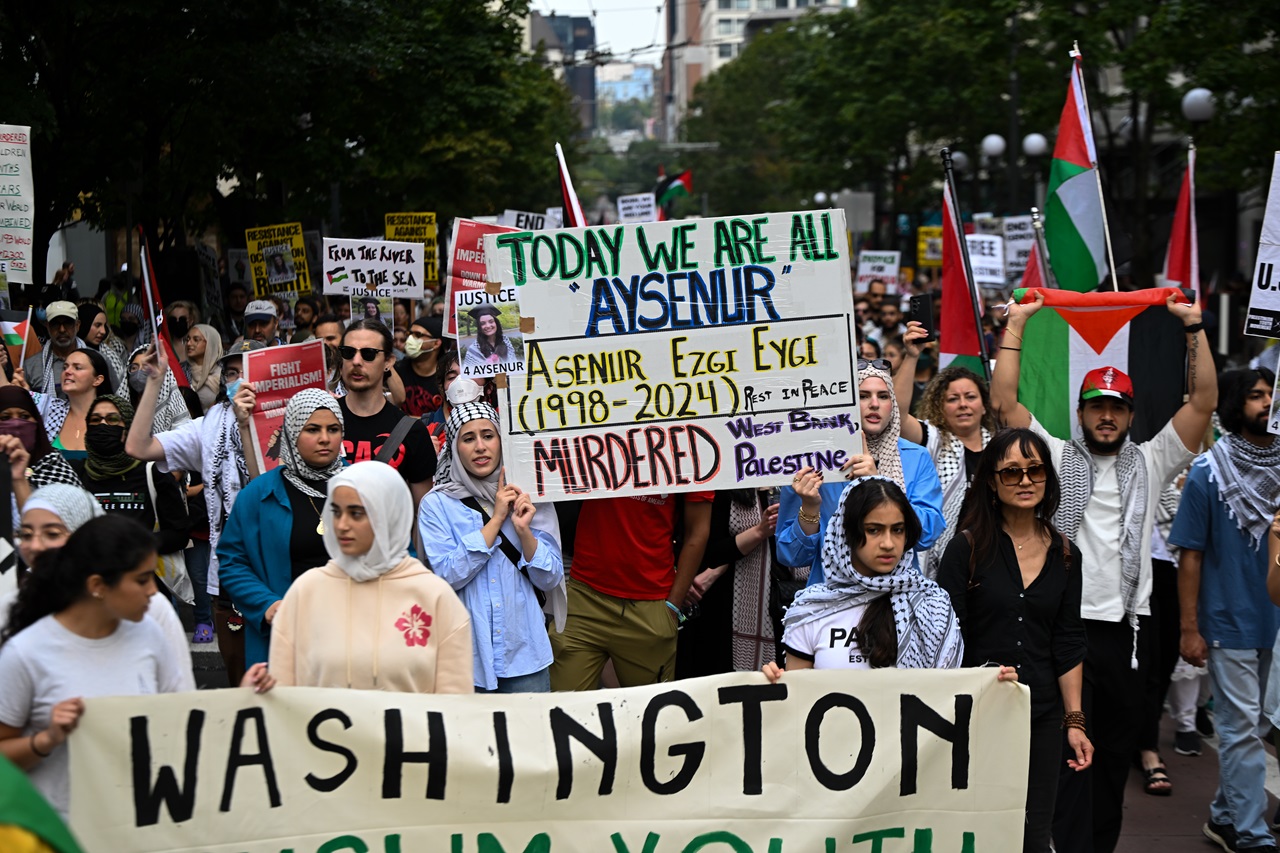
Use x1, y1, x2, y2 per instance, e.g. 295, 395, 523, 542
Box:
1062, 710, 1086, 733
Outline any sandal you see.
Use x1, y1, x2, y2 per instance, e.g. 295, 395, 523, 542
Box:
1142, 763, 1173, 796
193, 623, 214, 644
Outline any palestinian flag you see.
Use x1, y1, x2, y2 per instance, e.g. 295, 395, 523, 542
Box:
656, 170, 693, 209
1044, 48, 1109, 293
1014, 286, 1191, 442
0, 308, 38, 369
939, 177, 986, 376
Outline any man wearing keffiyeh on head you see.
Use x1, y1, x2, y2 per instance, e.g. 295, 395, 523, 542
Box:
776, 358, 944, 587
1169, 367, 1279, 852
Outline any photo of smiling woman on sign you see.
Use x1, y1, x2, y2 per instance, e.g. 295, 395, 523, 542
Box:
457, 293, 524, 379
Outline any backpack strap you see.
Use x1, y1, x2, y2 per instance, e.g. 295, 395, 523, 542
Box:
1059, 530, 1073, 571
374, 415, 418, 465
460, 496, 547, 607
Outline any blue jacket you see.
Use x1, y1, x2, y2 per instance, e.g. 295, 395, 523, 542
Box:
216, 469, 297, 667
776, 438, 944, 585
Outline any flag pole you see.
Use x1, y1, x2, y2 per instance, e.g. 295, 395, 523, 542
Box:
1030, 207, 1059, 289
1071, 42, 1121, 292
19, 306, 31, 365
941, 146, 991, 381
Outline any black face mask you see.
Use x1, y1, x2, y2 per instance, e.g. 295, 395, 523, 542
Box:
85, 425, 126, 457
169, 317, 190, 339
120, 320, 140, 337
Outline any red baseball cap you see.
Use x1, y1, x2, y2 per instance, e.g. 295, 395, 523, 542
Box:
1079, 366, 1134, 407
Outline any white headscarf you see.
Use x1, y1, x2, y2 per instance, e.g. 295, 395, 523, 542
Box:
857, 361, 905, 488
321, 462, 413, 583
185, 323, 225, 390
23, 484, 104, 532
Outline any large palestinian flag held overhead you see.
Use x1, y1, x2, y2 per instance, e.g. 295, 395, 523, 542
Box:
1014, 287, 1191, 442
939, 177, 985, 375
1044, 49, 1109, 293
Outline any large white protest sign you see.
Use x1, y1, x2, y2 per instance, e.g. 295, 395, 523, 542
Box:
322, 237, 425, 298
964, 234, 1006, 288
0, 125, 34, 285
1001, 215, 1035, 281
617, 192, 658, 224
484, 211, 861, 501
1246, 152, 1280, 337
856, 250, 901, 291
499, 209, 551, 231
70, 670, 1031, 853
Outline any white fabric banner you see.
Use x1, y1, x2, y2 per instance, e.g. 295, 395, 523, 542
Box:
0, 125, 34, 284
70, 670, 1030, 853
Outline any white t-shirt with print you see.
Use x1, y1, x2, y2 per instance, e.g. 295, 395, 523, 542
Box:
782, 602, 872, 670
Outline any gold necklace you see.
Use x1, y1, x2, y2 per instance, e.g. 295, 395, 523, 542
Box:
306, 495, 325, 535
1009, 529, 1039, 551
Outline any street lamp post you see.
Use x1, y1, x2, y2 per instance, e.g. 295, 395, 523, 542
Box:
1022, 132, 1049, 212
981, 134, 1006, 213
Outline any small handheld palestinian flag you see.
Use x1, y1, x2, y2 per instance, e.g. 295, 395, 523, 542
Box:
0, 307, 38, 370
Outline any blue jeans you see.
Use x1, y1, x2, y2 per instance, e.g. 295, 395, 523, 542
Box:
185, 540, 213, 626
1207, 646, 1274, 848
475, 667, 551, 694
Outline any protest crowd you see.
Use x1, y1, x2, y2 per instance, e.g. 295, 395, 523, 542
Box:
1, 65, 1280, 848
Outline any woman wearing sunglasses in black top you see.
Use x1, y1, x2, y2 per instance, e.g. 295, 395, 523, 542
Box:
937, 427, 1091, 853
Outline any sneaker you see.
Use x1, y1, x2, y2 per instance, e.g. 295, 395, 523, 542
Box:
1203, 820, 1239, 852
1197, 705, 1216, 738
1174, 730, 1202, 756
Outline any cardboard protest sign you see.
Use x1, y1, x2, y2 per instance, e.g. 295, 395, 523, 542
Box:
855, 250, 901, 292
0, 260, 9, 309
499, 209, 551, 231
1246, 152, 1280, 337
384, 212, 438, 287
965, 234, 1006, 288
917, 225, 943, 268
322, 238, 425, 299
245, 222, 311, 298
70, 670, 1031, 853
455, 287, 524, 379
0, 125, 34, 285
444, 218, 518, 338
1000, 215, 1035, 283
243, 339, 328, 472
484, 210, 861, 500
545, 206, 564, 228
226, 248, 252, 292
617, 192, 657, 224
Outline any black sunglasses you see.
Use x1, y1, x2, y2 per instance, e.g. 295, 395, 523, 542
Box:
338, 345, 385, 362
857, 358, 891, 372
996, 464, 1048, 486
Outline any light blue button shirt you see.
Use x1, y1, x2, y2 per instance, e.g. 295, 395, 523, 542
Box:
418, 491, 564, 690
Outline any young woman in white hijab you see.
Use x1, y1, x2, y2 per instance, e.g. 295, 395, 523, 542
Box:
418, 400, 566, 693
269, 461, 474, 693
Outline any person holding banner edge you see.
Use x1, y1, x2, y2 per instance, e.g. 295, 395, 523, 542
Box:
991, 289, 1216, 853
937, 428, 1091, 853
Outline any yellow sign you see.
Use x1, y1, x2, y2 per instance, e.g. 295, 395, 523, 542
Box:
244, 222, 310, 297
385, 212, 438, 287
917, 225, 943, 268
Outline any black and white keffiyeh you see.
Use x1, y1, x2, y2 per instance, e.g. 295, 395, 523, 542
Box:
278, 389, 345, 498
433, 401, 502, 504
36, 337, 87, 396
784, 477, 964, 669
1055, 438, 1147, 668
1205, 432, 1280, 547
923, 423, 991, 579
206, 401, 250, 534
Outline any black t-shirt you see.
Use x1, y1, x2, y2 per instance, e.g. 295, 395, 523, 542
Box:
394, 359, 443, 418
338, 398, 438, 485
283, 479, 329, 582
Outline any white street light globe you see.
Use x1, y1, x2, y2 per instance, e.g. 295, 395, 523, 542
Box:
950, 151, 971, 173
1182, 88, 1216, 123
981, 134, 1007, 158
813, 191, 828, 205
1022, 133, 1049, 158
